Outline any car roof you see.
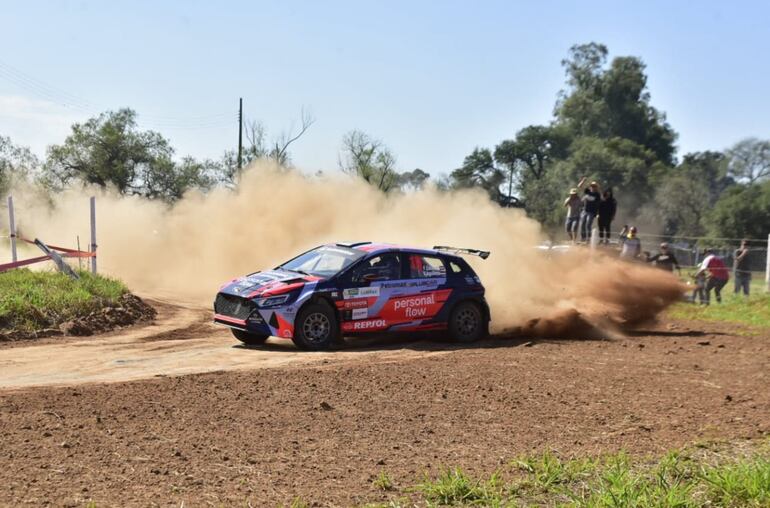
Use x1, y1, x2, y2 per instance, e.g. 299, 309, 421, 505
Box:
331, 241, 451, 258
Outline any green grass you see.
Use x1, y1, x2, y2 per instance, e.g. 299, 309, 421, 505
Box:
0, 268, 127, 332
361, 441, 770, 507
668, 291, 770, 328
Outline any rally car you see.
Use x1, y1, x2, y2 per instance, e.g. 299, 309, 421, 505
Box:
213, 242, 491, 350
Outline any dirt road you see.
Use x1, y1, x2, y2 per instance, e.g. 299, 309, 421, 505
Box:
0, 298, 452, 390
0, 301, 768, 506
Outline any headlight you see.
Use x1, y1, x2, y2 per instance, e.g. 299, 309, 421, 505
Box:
255, 294, 291, 307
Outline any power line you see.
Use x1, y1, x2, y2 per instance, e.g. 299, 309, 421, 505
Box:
0, 58, 235, 128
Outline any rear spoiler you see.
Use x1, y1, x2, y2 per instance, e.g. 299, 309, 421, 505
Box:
433, 246, 490, 260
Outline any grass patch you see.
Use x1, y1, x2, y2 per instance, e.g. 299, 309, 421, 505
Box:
0, 268, 127, 331
668, 292, 770, 328
365, 441, 770, 507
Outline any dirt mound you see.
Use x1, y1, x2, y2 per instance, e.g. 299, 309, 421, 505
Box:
0, 294, 156, 342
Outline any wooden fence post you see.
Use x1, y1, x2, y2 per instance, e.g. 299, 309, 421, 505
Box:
765, 233, 769, 293
90, 197, 97, 274
7, 196, 17, 263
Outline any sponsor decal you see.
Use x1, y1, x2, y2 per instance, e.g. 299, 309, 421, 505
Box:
330, 291, 339, 298
351, 308, 368, 320
342, 318, 388, 331
343, 286, 380, 299
379, 279, 444, 289
353, 319, 386, 330
393, 293, 435, 318
282, 330, 292, 338
343, 299, 369, 310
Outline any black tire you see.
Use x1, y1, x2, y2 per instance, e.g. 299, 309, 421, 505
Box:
292, 301, 340, 351
448, 301, 487, 343
231, 328, 270, 345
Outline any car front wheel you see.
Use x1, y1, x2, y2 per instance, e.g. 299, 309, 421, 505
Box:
448, 301, 487, 343
292, 302, 340, 351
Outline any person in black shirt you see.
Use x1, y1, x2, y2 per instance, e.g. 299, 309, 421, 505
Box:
576, 176, 601, 242
733, 239, 751, 295
648, 243, 681, 274
597, 189, 617, 244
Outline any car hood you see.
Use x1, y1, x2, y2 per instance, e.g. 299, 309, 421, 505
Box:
219, 269, 321, 298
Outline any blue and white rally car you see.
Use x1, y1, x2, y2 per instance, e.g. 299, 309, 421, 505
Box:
213, 242, 490, 350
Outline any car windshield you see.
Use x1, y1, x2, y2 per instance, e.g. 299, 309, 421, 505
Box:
278, 245, 366, 278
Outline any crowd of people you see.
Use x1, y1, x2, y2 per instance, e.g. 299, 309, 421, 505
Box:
563, 178, 755, 305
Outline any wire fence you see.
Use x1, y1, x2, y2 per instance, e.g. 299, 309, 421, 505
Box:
634, 233, 769, 273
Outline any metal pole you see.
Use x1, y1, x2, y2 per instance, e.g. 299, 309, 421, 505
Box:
237, 97, 243, 170
765, 233, 769, 293
7, 196, 17, 263
90, 196, 97, 274
77, 235, 82, 271
590, 225, 599, 250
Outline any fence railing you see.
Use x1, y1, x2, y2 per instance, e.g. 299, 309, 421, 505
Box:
2, 195, 97, 274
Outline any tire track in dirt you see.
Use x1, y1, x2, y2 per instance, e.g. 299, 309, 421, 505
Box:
0, 298, 451, 391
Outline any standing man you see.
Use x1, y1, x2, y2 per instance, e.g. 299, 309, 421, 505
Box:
577, 177, 601, 243
597, 189, 617, 244
648, 243, 681, 274
563, 188, 582, 243
733, 239, 751, 296
696, 248, 730, 304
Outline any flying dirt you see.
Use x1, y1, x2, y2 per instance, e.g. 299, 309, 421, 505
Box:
9, 161, 684, 337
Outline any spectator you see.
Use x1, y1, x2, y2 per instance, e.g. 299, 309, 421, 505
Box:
648, 242, 681, 274
563, 188, 582, 243
696, 248, 730, 304
691, 271, 707, 304
618, 225, 629, 246
597, 189, 617, 244
620, 226, 641, 259
733, 239, 751, 296
576, 176, 601, 242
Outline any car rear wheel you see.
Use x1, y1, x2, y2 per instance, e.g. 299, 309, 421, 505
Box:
448, 301, 487, 343
292, 301, 340, 351
231, 329, 269, 345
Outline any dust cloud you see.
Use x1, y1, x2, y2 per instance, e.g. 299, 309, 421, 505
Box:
9, 161, 685, 336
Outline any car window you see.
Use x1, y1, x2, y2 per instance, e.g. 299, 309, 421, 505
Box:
348, 253, 402, 282
449, 261, 463, 274
279, 245, 364, 278
408, 255, 446, 279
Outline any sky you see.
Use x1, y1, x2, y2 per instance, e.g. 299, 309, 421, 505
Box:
1, 0, 769, 176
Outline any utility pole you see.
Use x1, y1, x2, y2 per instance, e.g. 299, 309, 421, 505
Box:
237, 97, 243, 170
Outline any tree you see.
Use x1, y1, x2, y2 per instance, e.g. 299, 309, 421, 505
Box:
44, 109, 221, 202
449, 148, 505, 201
556, 42, 677, 165
397, 168, 430, 191
726, 138, 770, 184
0, 136, 40, 195
705, 181, 770, 239
219, 109, 315, 185
648, 151, 732, 236
339, 130, 399, 192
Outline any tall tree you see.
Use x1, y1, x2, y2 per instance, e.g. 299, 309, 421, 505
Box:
556, 42, 677, 165
339, 130, 399, 192
0, 136, 40, 195
397, 168, 430, 191
649, 151, 732, 236
705, 181, 770, 239
44, 109, 217, 201
726, 138, 770, 184
449, 148, 504, 201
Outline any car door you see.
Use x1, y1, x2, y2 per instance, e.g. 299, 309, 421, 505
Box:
375, 252, 453, 329
338, 252, 403, 332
